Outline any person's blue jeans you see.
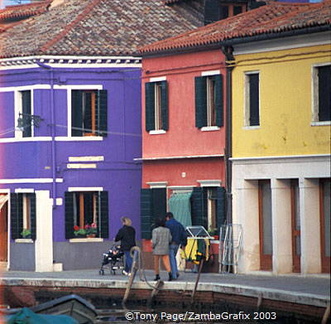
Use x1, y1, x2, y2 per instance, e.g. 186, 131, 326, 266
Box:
169, 243, 179, 279
124, 250, 133, 273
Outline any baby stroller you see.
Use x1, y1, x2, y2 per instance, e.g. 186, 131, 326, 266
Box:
99, 244, 124, 275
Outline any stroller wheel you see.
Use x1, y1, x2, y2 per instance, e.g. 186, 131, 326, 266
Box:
99, 269, 104, 275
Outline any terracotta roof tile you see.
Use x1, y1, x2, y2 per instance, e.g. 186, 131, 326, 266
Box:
0, 1, 50, 21
140, 0, 331, 54
0, 0, 203, 58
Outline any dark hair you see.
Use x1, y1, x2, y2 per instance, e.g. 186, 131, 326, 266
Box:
155, 217, 166, 227
165, 212, 174, 219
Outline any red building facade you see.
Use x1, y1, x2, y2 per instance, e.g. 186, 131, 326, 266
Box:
140, 49, 229, 269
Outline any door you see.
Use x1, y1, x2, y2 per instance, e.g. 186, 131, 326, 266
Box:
320, 179, 330, 273
0, 194, 8, 262
291, 180, 301, 273
259, 180, 273, 271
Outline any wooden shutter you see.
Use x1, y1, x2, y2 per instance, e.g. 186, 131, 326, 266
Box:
141, 188, 166, 239
160, 81, 169, 131
71, 90, 83, 136
191, 187, 207, 228
195, 77, 207, 128
65, 192, 75, 239
141, 189, 153, 239
22, 90, 32, 137
29, 193, 36, 240
216, 187, 226, 229
10, 193, 21, 240
215, 75, 224, 127
145, 82, 155, 131
249, 74, 260, 126
98, 191, 109, 238
318, 66, 331, 122
204, 0, 220, 25
97, 90, 108, 136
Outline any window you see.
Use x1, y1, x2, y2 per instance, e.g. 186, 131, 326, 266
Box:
18, 90, 32, 137
245, 72, 260, 127
313, 65, 331, 122
191, 187, 226, 233
71, 90, 107, 137
145, 81, 168, 132
204, 0, 246, 24
65, 191, 109, 239
195, 75, 223, 129
10, 193, 36, 240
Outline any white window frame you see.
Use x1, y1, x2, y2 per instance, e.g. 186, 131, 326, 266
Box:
244, 71, 260, 128
15, 88, 34, 138
311, 63, 331, 126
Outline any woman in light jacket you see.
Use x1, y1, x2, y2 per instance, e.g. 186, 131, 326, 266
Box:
152, 217, 172, 281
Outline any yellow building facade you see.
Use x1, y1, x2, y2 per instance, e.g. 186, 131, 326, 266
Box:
231, 32, 330, 274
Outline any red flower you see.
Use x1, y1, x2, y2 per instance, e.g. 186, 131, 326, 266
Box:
73, 225, 80, 231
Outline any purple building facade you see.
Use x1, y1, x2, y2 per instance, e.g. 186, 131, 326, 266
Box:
0, 57, 142, 271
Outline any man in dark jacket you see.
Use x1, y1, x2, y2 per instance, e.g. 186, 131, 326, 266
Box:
165, 212, 187, 280
115, 217, 136, 275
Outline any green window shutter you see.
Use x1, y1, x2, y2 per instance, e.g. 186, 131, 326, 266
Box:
145, 82, 155, 132
10, 193, 21, 240
160, 81, 169, 131
98, 191, 109, 238
22, 90, 32, 137
64, 192, 75, 239
195, 76, 207, 128
97, 90, 108, 136
215, 75, 224, 127
29, 193, 36, 240
141, 189, 153, 239
216, 187, 226, 229
140, 188, 167, 239
71, 90, 83, 136
191, 187, 207, 228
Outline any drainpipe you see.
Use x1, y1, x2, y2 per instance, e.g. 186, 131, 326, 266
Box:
36, 61, 57, 208
222, 46, 234, 224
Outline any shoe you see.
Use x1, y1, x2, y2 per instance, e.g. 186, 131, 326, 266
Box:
154, 274, 160, 281
176, 272, 180, 279
122, 270, 129, 276
168, 272, 172, 281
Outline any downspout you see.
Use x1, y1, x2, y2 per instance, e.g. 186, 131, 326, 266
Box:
36, 61, 57, 208
222, 46, 234, 224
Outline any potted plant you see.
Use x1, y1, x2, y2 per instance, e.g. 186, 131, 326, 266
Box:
73, 225, 86, 237
21, 228, 31, 239
85, 223, 97, 238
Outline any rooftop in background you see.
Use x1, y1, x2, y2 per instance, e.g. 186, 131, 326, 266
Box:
0, 0, 204, 58
140, 0, 331, 55
0, 0, 50, 32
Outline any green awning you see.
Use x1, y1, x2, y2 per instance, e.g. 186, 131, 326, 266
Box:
169, 192, 192, 228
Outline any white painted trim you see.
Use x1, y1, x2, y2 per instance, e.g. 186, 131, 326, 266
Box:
0, 178, 63, 184
15, 188, 35, 193
197, 180, 222, 187
149, 76, 166, 82
149, 130, 166, 135
69, 238, 104, 243
0, 136, 104, 143
233, 31, 331, 55
0, 84, 51, 92
147, 182, 168, 188
54, 84, 103, 90
201, 70, 221, 76
67, 163, 97, 169
68, 187, 103, 192
15, 239, 34, 244
201, 126, 220, 132
68, 156, 104, 162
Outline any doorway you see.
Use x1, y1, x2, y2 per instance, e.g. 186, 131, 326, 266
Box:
0, 194, 8, 265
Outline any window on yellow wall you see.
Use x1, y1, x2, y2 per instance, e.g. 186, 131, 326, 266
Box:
313, 65, 331, 123
244, 72, 260, 127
